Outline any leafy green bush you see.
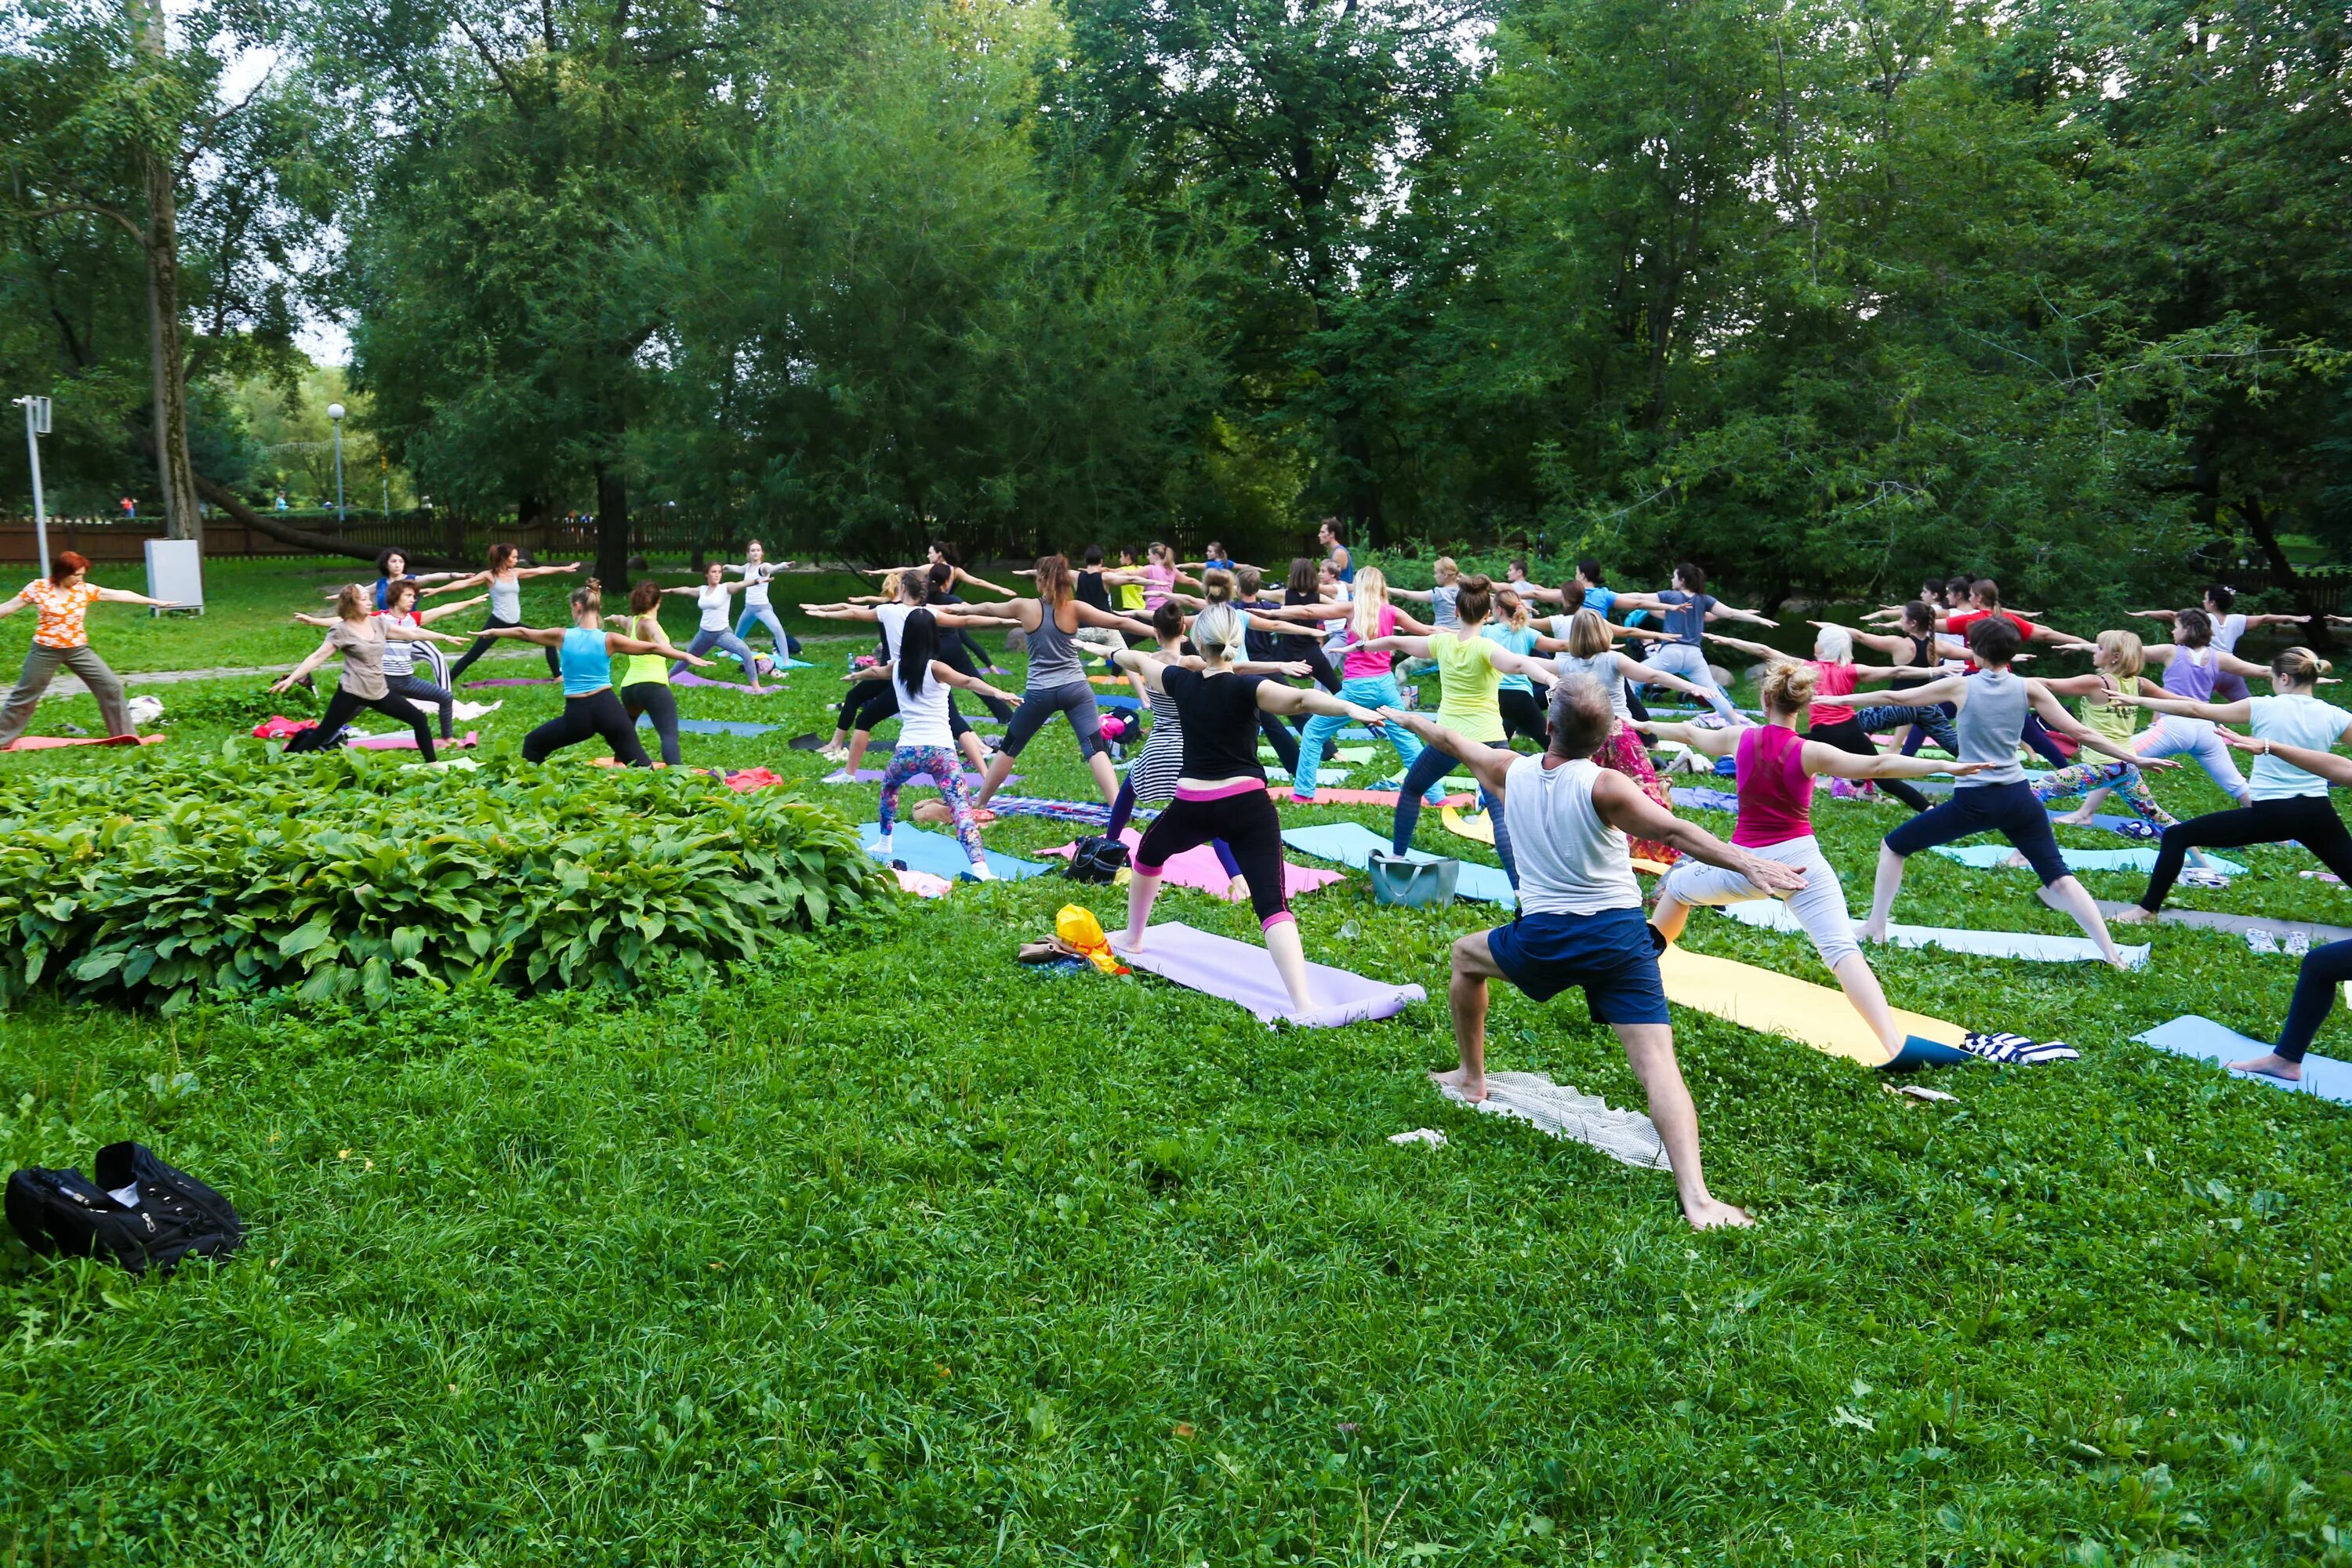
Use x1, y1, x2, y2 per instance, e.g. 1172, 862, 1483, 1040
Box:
0, 753, 887, 1011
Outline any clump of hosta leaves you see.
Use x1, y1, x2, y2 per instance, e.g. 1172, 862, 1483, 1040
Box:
0, 752, 887, 1011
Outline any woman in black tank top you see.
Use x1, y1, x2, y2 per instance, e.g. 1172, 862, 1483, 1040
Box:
1838, 603, 1962, 757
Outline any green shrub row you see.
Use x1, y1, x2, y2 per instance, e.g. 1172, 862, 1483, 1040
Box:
0, 753, 888, 1011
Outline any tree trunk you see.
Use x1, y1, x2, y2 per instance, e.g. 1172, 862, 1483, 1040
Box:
594, 460, 631, 589
129, 0, 200, 546
191, 474, 464, 568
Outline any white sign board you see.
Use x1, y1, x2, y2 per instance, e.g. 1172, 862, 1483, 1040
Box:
143, 538, 205, 614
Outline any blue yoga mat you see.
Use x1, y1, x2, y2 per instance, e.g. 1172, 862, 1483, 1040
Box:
858, 823, 1052, 882
1095, 694, 1142, 713
1279, 821, 1517, 909
638, 715, 785, 738
1932, 844, 2248, 877
2133, 1015, 2352, 1105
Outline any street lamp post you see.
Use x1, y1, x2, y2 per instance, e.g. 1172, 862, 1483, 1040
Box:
13, 396, 51, 579
328, 401, 347, 533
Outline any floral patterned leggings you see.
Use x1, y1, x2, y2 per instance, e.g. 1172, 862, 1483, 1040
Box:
877, 746, 988, 868
1598, 724, 1679, 865
2031, 759, 2180, 829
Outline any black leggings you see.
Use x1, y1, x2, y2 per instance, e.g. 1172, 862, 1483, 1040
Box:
1105, 775, 1243, 879
937, 640, 1014, 723
387, 673, 456, 740
622, 681, 681, 766
285, 688, 434, 762
1134, 789, 1289, 927
1806, 716, 1930, 812
1498, 687, 1548, 749
523, 688, 653, 767
1258, 710, 1301, 772
2278, 939, 2352, 1064
1279, 638, 1342, 693
2140, 794, 2352, 913
841, 679, 971, 742
448, 615, 560, 682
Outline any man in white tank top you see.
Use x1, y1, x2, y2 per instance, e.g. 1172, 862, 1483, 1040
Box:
1385, 676, 1806, 1230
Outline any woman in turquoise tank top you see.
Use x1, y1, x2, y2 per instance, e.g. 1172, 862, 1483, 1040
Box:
474, 581, 712, 766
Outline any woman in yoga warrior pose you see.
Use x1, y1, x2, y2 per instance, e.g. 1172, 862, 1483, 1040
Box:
1857, 616, 2168, 967
1485, 590, 1551, 748
341, 547, 470, 611
1390, 556, 1464, 631
1100, 598, 1316, 898
661, 563, 770, 689
273, 584, 458, 761
0, 552, 178, 749
2198, 728, 2352, 1082
869, 607, 1018, 880
1242, 566, 1436, 799
481, 582, 711, 765
724, 540, 802, 666
2007, 630, 2187, 837
440, 545, 583, 682
612, 579, 690, 766
293, 578, 484, 743
2106, 647, 2352, 923
2131, 586, 2303, 705
1353, 574, 1561, 884
1111, 603, 1388, 1011
1698, 624, 1942, 811
1842, 603, 1964, 758
2096, 607, 2280, 806
1385, 675, 1806, 1229
1642, 664, 1995, 1062
1610, 563, 1777, 725
801, 572, 1005, 775
962, 555, 1155, 808
1928, 579, 2093, 768
1545, 608, 1715, 866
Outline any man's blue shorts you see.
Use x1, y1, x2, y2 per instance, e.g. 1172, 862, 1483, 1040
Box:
1485, 906, 1670, 1026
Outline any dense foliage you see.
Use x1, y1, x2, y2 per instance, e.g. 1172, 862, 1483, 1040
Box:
5, 0, 2348, 599
0, 753, 885, 1011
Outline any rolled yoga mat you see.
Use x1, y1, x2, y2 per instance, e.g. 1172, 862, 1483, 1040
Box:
1040, 828, 1343, 902
1713, 896, 2149, 967
1279, 821, 1518, 909
858, 823, 1051, 882
1114, 920, 1425, 1027
2092, 901, 2352, 946
2132, 1015, 2352, 1105
1656, 943, 1975, 1069
1931, 844, 2247, 877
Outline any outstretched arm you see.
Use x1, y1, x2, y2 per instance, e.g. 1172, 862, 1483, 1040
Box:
1071, 602, 1156, 639
2217, 650, 2272, 680
1704, 602, 1779, 628
425, 570, 491, 596
607, 631, 709, 664
2107, 688, 2251, 724
1828, 622, 1915, 656
2027, 681, 2176, 765
0, 594, 24, 619
415, 594, 490, 626
1358, 633, 1432, 659
475, 624, 568, 648
1635, 719, 1739, 758
1589, 771, 1809, 892
1377, 707, 1515, 797
93, 587, 177, 608
518, 562, 583, 579
1483, 645, 1559, 685
924, 661, 1017, 705
1802, 744, 1989, 782
271, 634, 341, 693
1616, 654, 1709, 702
2217, 728, 2352, 779
1258, 682, 1387, 728
800, 603, 881, 622
953, 566, 1016, 598
1700, 631, 1786, 663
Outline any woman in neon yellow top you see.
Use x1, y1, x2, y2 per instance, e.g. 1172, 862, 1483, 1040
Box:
1359, 573, 1558, 886
613, 579, 685, 765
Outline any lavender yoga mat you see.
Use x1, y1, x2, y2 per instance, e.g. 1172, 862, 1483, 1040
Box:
349, 730, 479, 752
1040, 828, 1344, 902
1116, 921, 1426, 1027
673, 671, 785, 691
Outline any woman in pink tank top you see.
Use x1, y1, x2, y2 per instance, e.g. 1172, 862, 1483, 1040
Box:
1639, 664, 1995, 1069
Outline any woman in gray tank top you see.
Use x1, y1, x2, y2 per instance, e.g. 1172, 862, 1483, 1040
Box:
442, 543, 583, 683
1859, 615, 2172, 968
967, 554, 1156, 808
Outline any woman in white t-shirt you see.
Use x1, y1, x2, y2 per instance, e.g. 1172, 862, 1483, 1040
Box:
867, 607, 1017, 879
661, 563, 767, 690
2111, 646, 2352, 920
726, 540, 800, 666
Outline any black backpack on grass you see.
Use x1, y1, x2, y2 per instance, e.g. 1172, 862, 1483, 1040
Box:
5, 1142, 243, 1276
1062, 835, 1131, 883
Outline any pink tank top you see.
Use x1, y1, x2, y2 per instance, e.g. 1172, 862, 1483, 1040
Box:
1806, 660, 1860, 726
1339, 605, 1399, 680
1733, 724, 1813, 848
1143, 562, 1177, 611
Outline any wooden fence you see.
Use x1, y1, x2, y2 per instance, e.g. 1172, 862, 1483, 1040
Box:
0, 509, 782, 566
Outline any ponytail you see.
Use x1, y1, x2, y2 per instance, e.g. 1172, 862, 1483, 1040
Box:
2274, 646, 2332, 689
897, 608, 939, 695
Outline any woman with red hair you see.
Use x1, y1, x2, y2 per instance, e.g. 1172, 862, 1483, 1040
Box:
0, 551, 177, 749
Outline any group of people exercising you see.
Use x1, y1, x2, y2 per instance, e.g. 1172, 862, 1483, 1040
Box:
8, 529, 2347, 1232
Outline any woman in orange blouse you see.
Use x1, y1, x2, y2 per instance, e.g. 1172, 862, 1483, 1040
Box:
0, 551, 177, 750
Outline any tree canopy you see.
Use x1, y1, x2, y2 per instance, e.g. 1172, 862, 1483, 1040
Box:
3, 0, 2346, 607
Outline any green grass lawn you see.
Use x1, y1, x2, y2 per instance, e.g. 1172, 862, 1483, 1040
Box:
2, 565, 2350, 1563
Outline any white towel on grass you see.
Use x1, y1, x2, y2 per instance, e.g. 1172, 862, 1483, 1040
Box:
1436, 1071, 1671, 1171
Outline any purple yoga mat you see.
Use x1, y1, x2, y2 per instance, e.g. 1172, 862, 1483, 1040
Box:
822, 768, 1014, 787
673, 671, 780, 692
461, 678, 557, 688
350, 730, 479, 752
1116, 921, 1426, 1028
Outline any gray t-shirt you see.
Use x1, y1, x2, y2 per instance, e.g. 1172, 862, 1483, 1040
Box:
1954, 669, 2027, 787
1430, 584, 1461, 630
328, 619, 390, 700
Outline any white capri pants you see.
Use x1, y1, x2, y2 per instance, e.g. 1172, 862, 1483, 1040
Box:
2132, 716, 2249, 803
1644, 641, 1744, 724
1657, 833, 1858, 967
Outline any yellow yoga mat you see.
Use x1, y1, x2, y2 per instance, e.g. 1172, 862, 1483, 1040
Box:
1656, 944, 1966, 1065
1445, 805, 1668, 874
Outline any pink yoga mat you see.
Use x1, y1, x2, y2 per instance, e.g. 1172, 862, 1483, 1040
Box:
3, 733, 163, 751
1282, 786, 1474, 808
1042, 829, 1342, 903
461, 678, 557, 688
349, 731, 479, 752
1116, 921, 1426, 1027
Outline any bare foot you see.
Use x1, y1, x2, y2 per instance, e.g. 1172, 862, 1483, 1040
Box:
1682, 1196, 1755, 1230
2109, 906, 2154, 925
2226, 1051, 2302, 1082
2055, 810, 2096, 826
1857, 924, 1889, 945
2001, 851, 2029, 869
1111, 932, 1146, 955
1430, 1065, 1487, 1102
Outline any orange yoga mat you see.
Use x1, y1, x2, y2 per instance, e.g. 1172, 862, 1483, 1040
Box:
2, 733, 163, 752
